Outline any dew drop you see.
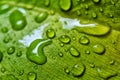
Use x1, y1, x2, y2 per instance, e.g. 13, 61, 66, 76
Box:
92, 44, 105, 54
16, 51, 22, 57
109, 60, 115, 65
9, 10, 27, 31
35, 12, 48, 23
44, 0, 50, 7
58, 52, 63, 57
99, 7, 103, 12
46, 29, 55, 39
1, 27, 8, 33
79, 36, 89, 45
0, 4, 11, 14
59, 0, 71, 11
60, 43, 64, 47
71, 63, 85, 77
85, 50, 90, 55
7, 46, 15, 55
64, 67, 70, 74
59, 35, 71, 44
26, 39, 52, 65
3, 36, 11, 43
0, 51, 3, 62
76, 10, 81, 16
92, 12, 97, 19
27, 72, 37, 80
69, 47, 80, 57
1, 67, 6, 73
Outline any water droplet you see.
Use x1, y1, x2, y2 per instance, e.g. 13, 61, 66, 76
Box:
0, 4, 11, 14
109, 60, 115, 65
1, 67, 6, 73
44, 0, 50, 7
69, 47, 80, 57
9, 10, 27, 31
59, 0, 71, 11
19, 70, 24, 76
99, 7, 103, 12
85, 5, 89, 10
1, 27, 8, 33
27, 72, 37, 80
46, 29, 55, 39
92, 0, 101, 3
3, 36, 11, 43
16, 51, 22, 57
75, 24, 110, 36
26, 39, 52, 65
85, 50, 90, 55
0, 51, 3, 62
58, 52, 63, 57
59, 35, 71, 44
64, 67, 70, 74
49, 10, 55, 15
89, 63, 95, 68
71, 63, 85, 77
93, 44, 105, 54
60, 43, 64, 47
92, 12, 97, 19
7, 46, 15, 55
79, 36, 89, 45
35, 12, 48, 23
76, 10, 81, 16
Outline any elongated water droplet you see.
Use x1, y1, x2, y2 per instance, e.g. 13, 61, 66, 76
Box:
7, 46, 15, 55
46, 29, 55, 39
0, 4, 11, 14
27, 72, 36, 80
9, 10, 27, 31
69, 47, 80, 57
0, 51, 3, 62
75, 24, 110, 36
71, 63, 85, 77
26, 39, 52, 65
79, 36, 89, 45
59, 35, 71, 44
59, 0, 71, 11
35, 12, 48, 23
93, 44, 105, 54
58, 52, 63, 57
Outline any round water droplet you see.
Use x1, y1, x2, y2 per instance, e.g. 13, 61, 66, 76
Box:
1, 27, 8, 33
92, 12, 97, 19
27, 72, 37, 80
85, 50, 90, 54
59, 35, 71, 44
93, 44, 105, 54
71, 63, 85, 77
59, 0, 71, 11
44, 0, 50, 7
35, 12, 48, 23
0, 4, 11, 14
7, 46, 15, 55
60, 43, 64, 47
0, 51, 3, 62
79, 36, 89, 45
1, 67, 6, 73
109, 60, 115, 65
69, 47, 80, 57
99, 7, 103, 12
26, 39, 52, 65
16, 51, 22, 57
58, 52, 63, 57
19, 70, 24, 76
3, 36, 11, 43
64, 67, 70, 74
92, 0, 101, 3
9, 10, 27, 31
46, 29, 55, 39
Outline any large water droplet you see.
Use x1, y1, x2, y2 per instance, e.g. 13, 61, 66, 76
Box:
75, 24, 110, 36
59, 0, 71, 11
0, 51, 3, 62
35, 12, 48, 23
27, 72, 37, 80
69, 47, 80, 57
0, 4, 11, 14
26, 39, 52, 65
79, 36, 89, 45
7, 46, 15, 55
71, 63, 85, 77
9, 10, 27, 31
59, 35, 71, 44
46, 29, 55, 39
92, 44, 105, 54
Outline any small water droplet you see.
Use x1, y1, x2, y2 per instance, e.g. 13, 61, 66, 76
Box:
92, 12, 97, 19
99, 7, 103, 12
35, 12, 48, 23
85, 50, 90, 55
71, 63, 85, 77
1, 27, 8, 33
92, 0, 101, 3
3, 36, 11, 43
0, 4, 11, 14
60, 43, 64, 47
79, 36, 89, 45
16, 51, 22, 57
109, 60, 115, 65
44, 0, 50, 7
26, 39, 52, 65
59, 0, 71, 11
69, 47, 80, 57
76, 10, 81, 16
50, 10, 55, 15
59, 35, 71, 44
9, 10, 27, 31
89, 63, 95, 68
7, 46, 15, 55
93, 44, 105, 54
0, 51, 3, 62
1, 67, 6, 73
46, 29, 55, 39
19, 70, 24, 76
27, 72, 37, 80
64, 67, 70, 74
58, 52, 63, 57
85, 4, 89, 10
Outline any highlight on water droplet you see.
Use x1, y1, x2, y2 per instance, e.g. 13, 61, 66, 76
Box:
35, 12, 48, 23
92, 44, 105, 55
7, 46, 15, 55
46, 29, 55, 39
27, 72, 37, 80
71, 63, 85, 77
59, 0, 71, 11
79, 36, 89, 45
69, 47, 80, 57
59, 35, 71, 44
